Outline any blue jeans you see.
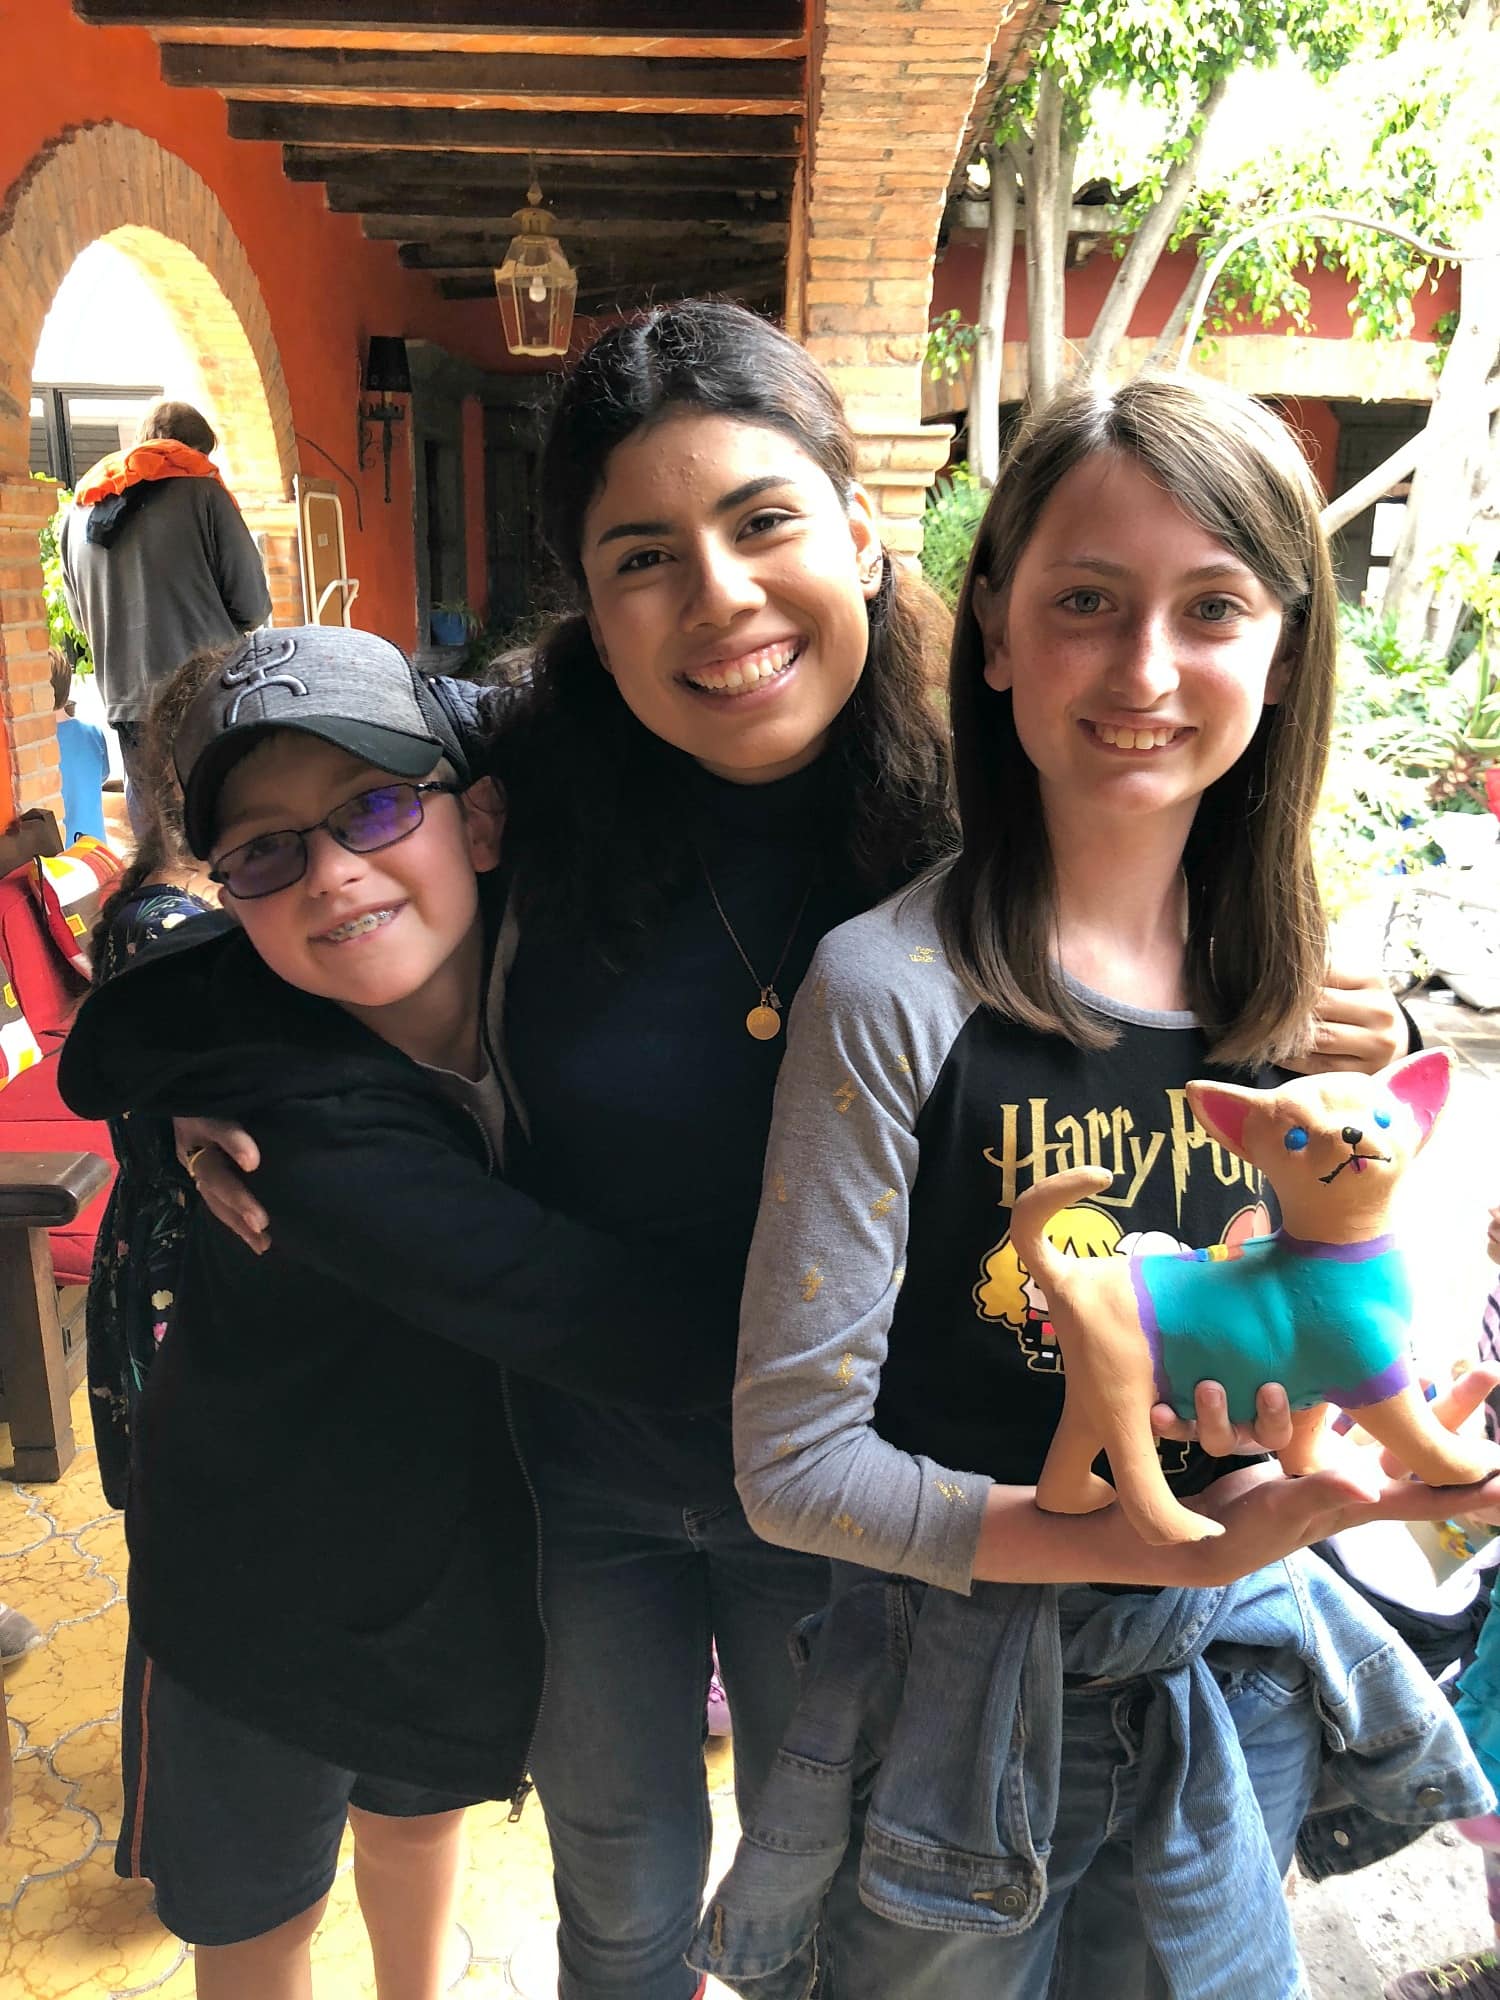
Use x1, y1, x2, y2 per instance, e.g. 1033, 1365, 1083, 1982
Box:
526, 1451, 831, 2000
114, 718, 152, 838
820, 1645, 1319, 1999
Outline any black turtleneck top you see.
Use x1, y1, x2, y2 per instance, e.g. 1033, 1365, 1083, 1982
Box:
503, 753, 876, 1495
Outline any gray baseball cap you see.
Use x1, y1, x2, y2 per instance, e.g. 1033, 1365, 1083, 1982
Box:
176, 627, 470, 855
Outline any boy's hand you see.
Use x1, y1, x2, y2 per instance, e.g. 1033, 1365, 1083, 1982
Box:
1152, 1380, 1293, 1456
1284, 964, 1407, 1076
174, 1116, 270, 1255
1488, 1204, 1500, 1268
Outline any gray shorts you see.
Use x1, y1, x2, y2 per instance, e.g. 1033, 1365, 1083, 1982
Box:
118, 1631, 477, 1946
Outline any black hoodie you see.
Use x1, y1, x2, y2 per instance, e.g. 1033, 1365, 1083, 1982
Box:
60, 917, 737, 1795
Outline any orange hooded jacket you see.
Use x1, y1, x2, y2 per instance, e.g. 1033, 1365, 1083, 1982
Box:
73, 439, 233, 509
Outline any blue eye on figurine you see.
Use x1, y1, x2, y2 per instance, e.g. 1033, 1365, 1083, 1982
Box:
1284, 1126, 1309, 1152
1373, 1106, 1392, 1130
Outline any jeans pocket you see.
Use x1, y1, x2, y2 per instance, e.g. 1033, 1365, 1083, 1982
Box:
1213, 1645, 1308, 1709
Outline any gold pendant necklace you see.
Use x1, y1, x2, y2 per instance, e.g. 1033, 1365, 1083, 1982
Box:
700, 855, 815, 1041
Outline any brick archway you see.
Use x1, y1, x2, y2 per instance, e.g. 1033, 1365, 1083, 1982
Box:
0, 122, 301, 821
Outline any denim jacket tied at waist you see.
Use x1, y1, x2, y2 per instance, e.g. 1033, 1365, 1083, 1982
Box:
689, 1549, 1492, 2000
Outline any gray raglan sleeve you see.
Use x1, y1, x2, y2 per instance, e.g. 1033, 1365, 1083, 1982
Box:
207, 484, 272, 631
733, 897, 993, 1596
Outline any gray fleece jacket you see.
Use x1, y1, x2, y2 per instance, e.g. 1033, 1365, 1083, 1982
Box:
61, 476, 271, 722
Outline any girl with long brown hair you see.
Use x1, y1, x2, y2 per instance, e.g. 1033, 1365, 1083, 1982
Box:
719, 377, 1500, 1999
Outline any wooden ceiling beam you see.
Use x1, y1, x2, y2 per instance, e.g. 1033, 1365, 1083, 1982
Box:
356, 195, 788, 232
344, 187, 791, 225
285, 147, 797, 192
76, 2, 803, 37
398, 226, 785, 266
377, 217, 788, 249
149, 28, 804, 58
439, 267, 785, 308
228, 102, 801, 155
162, 48, 802, 115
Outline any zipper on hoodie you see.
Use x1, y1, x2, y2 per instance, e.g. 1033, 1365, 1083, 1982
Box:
479, 933, 548, 1819
501, 1368, 548, 1820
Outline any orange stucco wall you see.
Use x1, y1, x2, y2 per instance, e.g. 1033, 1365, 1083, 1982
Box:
929, 233, 1460, 497
931, 231, 1461, 348
6, 0, 555, 658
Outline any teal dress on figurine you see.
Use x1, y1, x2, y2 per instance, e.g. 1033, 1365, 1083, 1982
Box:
1133, 1229, 1414, 1420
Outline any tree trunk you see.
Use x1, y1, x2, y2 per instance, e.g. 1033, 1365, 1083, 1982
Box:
1021, 70, 1075, 409
1382, 247, 1500, 656
1144, 265, 1198, 372
972, 149, 1018, 487
1082, 73, 1231, 382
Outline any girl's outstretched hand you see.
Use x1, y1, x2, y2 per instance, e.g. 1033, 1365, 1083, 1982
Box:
1177, 1453, 1500, 1586
173, 1115, 270, 1255
1284, 963, 1407, 1076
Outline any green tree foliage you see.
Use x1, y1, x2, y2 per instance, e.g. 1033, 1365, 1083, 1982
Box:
919, 467, 989, 610
988, 0, 1427, 401
33, 478, 91, 675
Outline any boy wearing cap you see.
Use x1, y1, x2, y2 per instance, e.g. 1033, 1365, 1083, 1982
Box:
60, 629, 726, 1999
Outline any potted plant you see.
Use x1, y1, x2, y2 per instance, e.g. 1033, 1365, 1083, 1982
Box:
429, 600, 476, 648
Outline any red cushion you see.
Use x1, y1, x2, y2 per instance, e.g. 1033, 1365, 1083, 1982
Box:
32, 838, 127, 976
0, 864, 115, 1278
0, 870, 85, 1042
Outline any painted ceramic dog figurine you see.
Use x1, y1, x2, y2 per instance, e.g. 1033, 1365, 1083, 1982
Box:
1011, 1048, 1500, 1545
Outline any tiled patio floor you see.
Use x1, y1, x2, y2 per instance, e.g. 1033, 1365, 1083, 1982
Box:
1, 1388, 737, 1997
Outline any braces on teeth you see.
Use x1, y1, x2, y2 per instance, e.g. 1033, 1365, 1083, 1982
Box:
324, 910, 395, 942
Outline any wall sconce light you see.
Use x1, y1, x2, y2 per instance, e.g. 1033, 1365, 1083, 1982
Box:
357, 335, 412, 504
494, 184, 578, 358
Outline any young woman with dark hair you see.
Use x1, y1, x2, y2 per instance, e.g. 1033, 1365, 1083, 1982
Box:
187, 300, 955, 2000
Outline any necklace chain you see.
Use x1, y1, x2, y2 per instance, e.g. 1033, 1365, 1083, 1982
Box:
699, 853, 816, 1040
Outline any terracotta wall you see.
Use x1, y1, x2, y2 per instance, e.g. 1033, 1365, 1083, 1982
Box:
5, 0, 552, 658
930, 230, 1461, 347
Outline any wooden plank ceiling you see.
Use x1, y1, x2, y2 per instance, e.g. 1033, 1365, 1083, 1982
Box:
73, 3, 807, 317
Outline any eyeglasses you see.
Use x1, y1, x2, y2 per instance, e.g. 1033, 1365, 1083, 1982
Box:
210, 781, 459, 900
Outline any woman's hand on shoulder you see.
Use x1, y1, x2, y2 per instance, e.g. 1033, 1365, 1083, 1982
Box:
1284, 963, 1406, 1077
173, 1115, 270, 1255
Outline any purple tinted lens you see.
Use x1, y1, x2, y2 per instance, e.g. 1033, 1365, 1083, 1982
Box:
329, 784, 423, 853
224, 833, 305, 898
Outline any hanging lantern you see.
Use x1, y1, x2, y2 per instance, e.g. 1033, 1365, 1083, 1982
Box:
494, 183, 578, 358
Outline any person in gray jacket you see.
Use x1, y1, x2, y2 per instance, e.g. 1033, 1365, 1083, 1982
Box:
61, 399, 270, 833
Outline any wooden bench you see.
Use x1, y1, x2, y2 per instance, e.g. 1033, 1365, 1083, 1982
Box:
0, 1154, 111, 1480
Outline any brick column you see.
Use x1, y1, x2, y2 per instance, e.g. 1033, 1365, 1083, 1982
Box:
242, 501, 304, 627
0, 478, 63, 825
800, 1, 1035, 560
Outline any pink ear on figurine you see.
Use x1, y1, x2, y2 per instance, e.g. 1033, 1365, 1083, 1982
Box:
1384, 1046, 1451, 1148
1184, 1079, 1259, 1159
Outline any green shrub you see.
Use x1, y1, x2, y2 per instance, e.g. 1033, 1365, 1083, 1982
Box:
34, 477, 92, 674
920, 465, 988, 611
